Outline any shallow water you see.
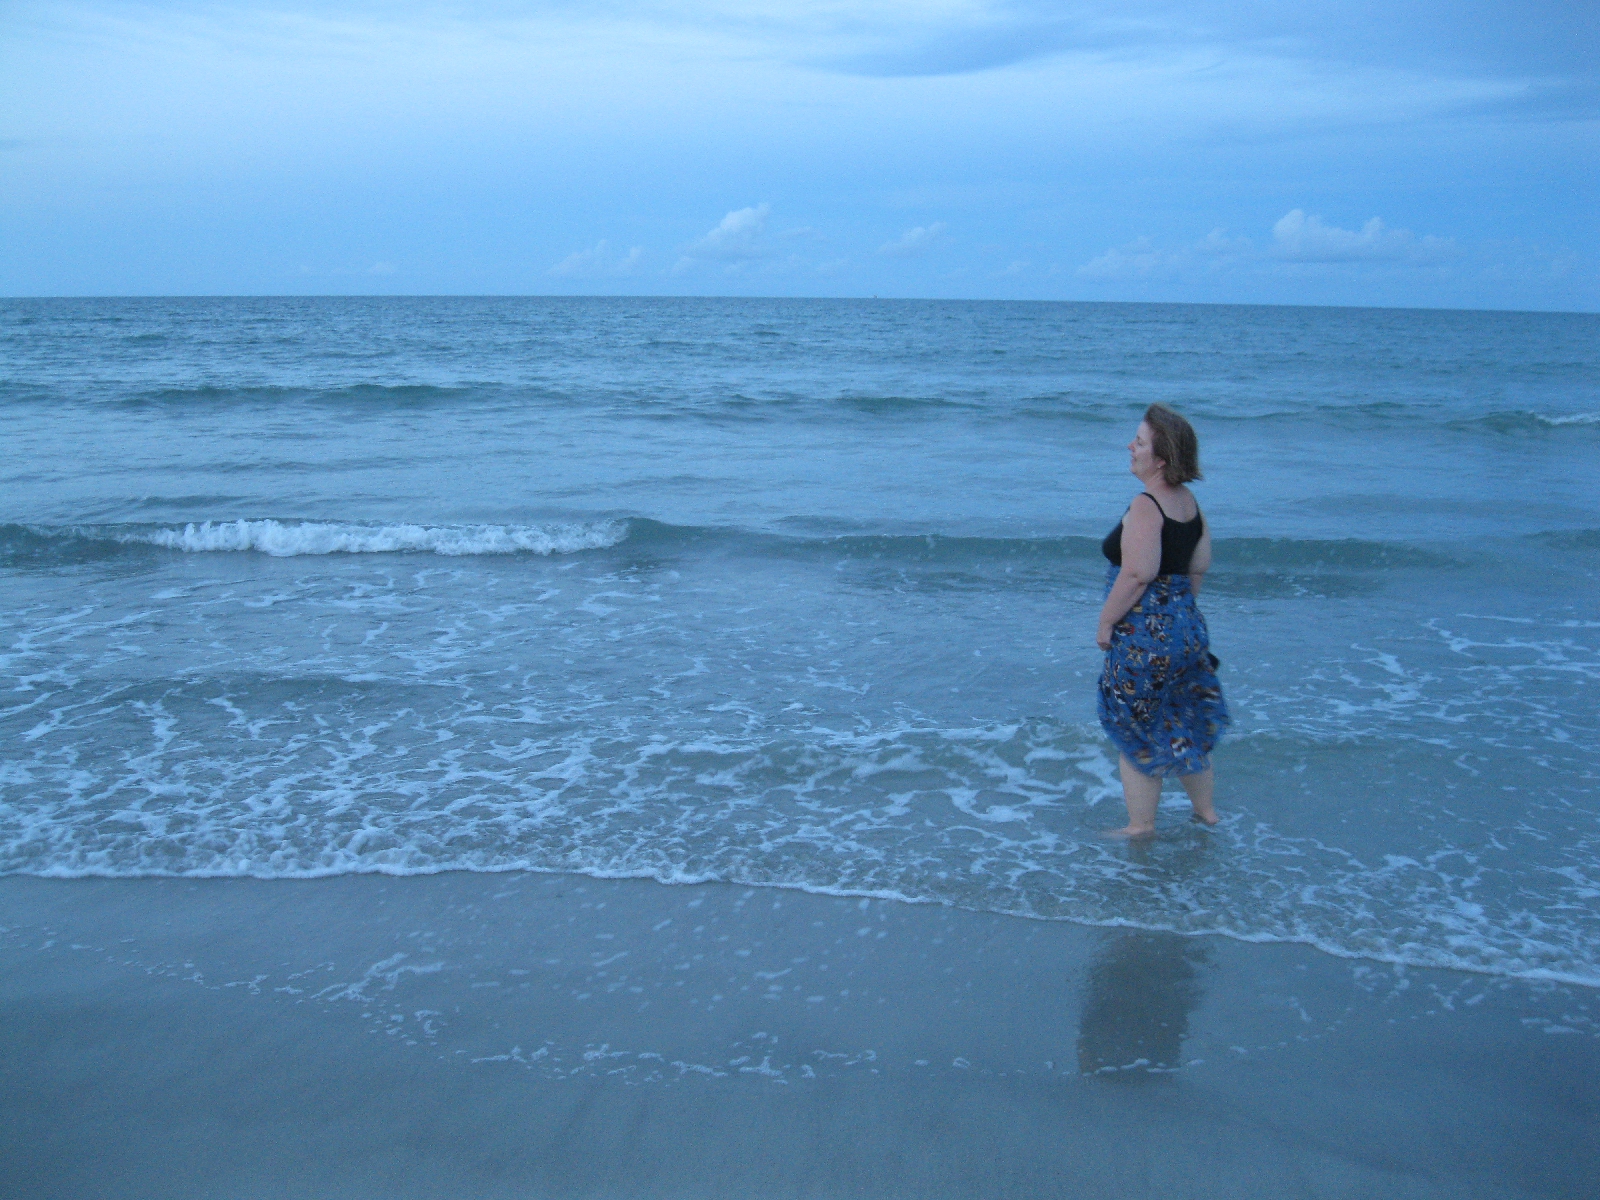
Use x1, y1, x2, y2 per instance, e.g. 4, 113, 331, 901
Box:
2, 297, 1596, 984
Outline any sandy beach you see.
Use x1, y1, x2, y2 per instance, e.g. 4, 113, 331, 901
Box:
3, 870, 1593, 1199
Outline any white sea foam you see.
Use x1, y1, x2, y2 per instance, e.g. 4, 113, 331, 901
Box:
1540, 412, 1600, 426
120, 519, 629, 557
6, 696, 1598, 987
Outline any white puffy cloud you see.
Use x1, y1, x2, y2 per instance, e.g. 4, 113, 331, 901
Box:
1076, 236, 1167, 281
1077, 228, 1251, 280
1079, 212, 1464, 281
548, 239, 644, 278
877, 222, 947, 256
679, 204, 772, 264
1271, 210, 1457, 263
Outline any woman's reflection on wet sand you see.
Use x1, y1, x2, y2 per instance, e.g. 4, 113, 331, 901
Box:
1077, 832, 1212, 1076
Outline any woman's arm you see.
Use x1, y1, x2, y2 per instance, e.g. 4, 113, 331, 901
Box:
1096, 495, 1162, 650
1188, 517, 1211, 597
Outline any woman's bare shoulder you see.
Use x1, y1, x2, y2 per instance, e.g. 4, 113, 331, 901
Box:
1126, 492, 1164, 522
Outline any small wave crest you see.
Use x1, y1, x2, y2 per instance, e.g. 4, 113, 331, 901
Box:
1460, 410, 1600, 435
125, 519, 629, 557
1213, 537, 1455, 571
115, 382, 494, 409
0, 519, 628, 562
1530, 528, 1600, 552
624, 519, 1106, 566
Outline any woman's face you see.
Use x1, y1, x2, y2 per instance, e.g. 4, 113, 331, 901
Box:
1128, 421, 1165, 481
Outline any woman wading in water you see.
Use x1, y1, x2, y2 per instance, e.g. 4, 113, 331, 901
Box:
1096, 404, 1230, 837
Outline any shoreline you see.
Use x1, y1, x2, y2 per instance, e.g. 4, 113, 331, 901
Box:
3, 870, 1595, 1198
10, 857, 1594, 990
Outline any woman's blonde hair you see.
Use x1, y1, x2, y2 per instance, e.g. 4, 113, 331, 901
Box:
1143, 403, 1202, 486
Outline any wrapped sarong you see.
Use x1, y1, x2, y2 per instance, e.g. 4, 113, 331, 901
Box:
1097, 565, 1230, 777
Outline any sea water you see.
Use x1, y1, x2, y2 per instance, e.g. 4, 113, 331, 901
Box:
2, 297, 1596, 985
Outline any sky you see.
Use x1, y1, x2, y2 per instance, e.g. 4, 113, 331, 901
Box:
2, 0, 1595, 309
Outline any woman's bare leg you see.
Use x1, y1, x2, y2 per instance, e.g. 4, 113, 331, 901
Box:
1108, 754, 1161, 837
1179, 767, 1218, 825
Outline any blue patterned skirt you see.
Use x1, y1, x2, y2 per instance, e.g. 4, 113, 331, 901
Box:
1097, 565, 1230, 777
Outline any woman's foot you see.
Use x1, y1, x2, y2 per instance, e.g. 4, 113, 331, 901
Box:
1114, 755, 1161, 839
1189, 811, 1219, 827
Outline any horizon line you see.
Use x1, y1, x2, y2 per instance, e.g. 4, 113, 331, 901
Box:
2, 294, 1594, 318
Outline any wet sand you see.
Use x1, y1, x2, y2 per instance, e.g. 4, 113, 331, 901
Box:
1, 871, 1595, 1199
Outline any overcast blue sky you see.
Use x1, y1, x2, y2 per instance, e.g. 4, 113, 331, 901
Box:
3, 1, 1594, 308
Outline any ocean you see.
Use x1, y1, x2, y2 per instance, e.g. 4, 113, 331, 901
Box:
3, 295, 1597, 990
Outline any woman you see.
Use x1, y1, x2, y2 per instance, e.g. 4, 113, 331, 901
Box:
1096, 403, 1229, 837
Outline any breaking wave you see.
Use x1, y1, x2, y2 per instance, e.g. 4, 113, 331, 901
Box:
127, 518, 629, 556
1459, 410, 1600, 435
0, 519, 628, 561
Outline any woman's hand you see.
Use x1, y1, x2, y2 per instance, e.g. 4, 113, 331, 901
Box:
1096, 623, 1114, 651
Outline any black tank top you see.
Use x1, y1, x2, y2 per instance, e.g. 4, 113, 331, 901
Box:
1101, 493, 1205, 576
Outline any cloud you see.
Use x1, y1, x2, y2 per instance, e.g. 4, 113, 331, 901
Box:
795, 0, 1599, 92
98, 2, 1596, 90
296, 258, 404, 278
1079, 212, 1461, 281
1271, 210, 1457, 264
549, 239, 644, 278
1077, 228, 1252, 280
878, 222, 947, 256
1076, 236, 1169, 281
678, 204, 772, 265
